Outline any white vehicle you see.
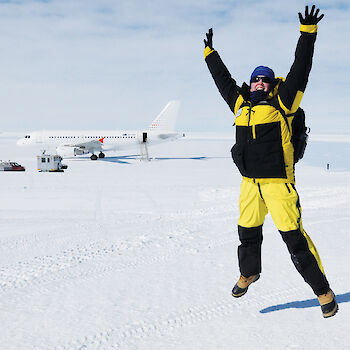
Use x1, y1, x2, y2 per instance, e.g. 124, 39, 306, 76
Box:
17, 101, 183, 160
37, 153, 68, 172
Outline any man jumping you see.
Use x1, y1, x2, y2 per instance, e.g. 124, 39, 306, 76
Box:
204, 5, 338, 318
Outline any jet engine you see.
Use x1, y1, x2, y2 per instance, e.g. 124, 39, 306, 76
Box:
56, 145, 89, 158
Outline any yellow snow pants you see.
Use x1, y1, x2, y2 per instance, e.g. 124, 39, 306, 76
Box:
237, 180, 329, 296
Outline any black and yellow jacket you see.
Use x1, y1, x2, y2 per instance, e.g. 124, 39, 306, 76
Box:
204, 24, 318, 184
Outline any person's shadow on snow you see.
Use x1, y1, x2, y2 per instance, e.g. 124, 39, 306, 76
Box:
260, 292, 350, 314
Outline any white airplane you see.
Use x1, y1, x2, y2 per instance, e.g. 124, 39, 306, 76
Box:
17, 100, 184, 160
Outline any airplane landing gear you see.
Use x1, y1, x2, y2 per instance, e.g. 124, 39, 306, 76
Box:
90, 154, 98, 160
98, 152, 105, 159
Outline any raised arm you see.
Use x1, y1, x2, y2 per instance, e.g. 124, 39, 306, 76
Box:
204, 28, 244, 115
278, 5, 324, 114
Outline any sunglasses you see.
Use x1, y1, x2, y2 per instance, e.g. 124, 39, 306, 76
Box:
251, 76, 272, 83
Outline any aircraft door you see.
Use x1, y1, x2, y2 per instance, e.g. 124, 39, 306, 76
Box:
35, 131, 43, 144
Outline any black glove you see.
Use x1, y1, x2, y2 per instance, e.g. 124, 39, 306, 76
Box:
204, 28, 213, 49
298, 5, 324, 25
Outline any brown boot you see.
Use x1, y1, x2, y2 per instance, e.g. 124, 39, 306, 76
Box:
232, 274, 260, 298
318, 289, 338, 318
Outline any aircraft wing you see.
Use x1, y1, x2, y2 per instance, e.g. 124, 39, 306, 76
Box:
65, 139, 104, 153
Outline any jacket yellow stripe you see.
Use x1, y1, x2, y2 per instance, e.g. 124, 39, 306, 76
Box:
277, 90, 304, 115
234, 95, 244, 116
290, 90, 304, 114
204, 46, 214, 59
300, 24, 317, 33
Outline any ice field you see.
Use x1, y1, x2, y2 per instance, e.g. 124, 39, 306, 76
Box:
0, 133, 349, 349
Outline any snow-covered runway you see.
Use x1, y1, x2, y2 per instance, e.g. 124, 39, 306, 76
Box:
0, 134, 349, 349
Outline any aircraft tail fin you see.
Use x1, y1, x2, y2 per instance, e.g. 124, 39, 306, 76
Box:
148, 100, 180, 132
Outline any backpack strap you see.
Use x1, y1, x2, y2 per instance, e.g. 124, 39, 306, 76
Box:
267, 97, 292, 134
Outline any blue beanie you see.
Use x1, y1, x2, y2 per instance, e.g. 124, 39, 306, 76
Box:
250, 66, 275, 83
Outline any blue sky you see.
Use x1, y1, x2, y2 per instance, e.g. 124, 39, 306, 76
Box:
0, 0, 348, 133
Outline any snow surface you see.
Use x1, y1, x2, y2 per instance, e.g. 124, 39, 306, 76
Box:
0, 134, 349, 350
